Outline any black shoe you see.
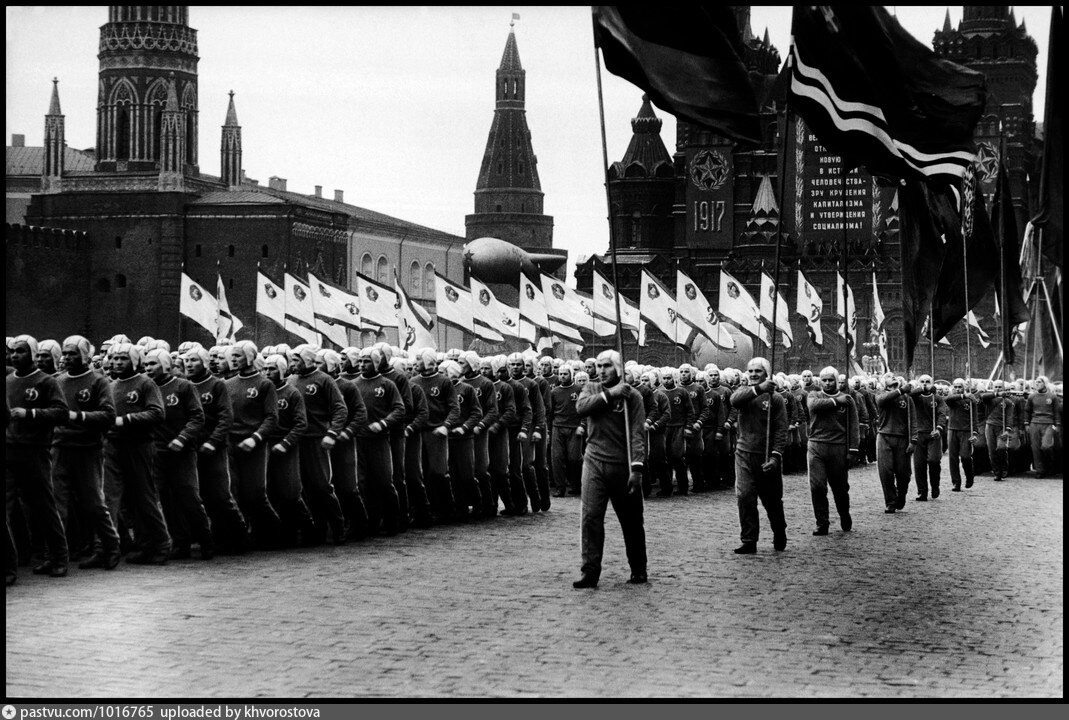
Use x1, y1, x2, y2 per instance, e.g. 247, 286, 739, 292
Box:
572, 574, 598, 589
126, 552, 168, 566
78, 554, 109, 570
841, 514, 852, 532
655, 490, 672, 498
103, 552, 121, 570
734, 543, 757, 554
5, 572, 15, 587
49, 564, 69, 578
951, 485, 961, 492
567, 489, 582, 496
199, 545, 215, 561
895, 497, 906, 510
168, 545, 192, 560
32, 561, 56, 575
773, 534, 787, 551
993, 474, 1004, 481
515, 507, 528, 516
540, 498, 551, 512
965, 478, 974, 489
932, 487, 940, 499
915, 495, 928, 502
885, 506, 896, 514
499, 508, 517, 517
553, 490, 566, 498
627, 572, 648, 584
812, 527, 829, 536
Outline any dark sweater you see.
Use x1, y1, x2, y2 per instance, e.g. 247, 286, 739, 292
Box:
153, 376, 205, 447
107, 373, 164, 443
411, 372, 460, 429
945, 393, 979, 432
355, 373, 405, 433
451, 381, 484, 435
662, 385, 694, 427
6, 369, 69, 446
190, 373, 232, 447
575, 379, 646, 465
463, 372, 499, 433
729, 386, 787, 458
336, 375, 370, 439
646, 388, 670, 431
227, 372, 280, 441
875, 389, 912, 437
806, 391, 860, 451
54, 369, 115, 448
271, 382, 307, 450
287, 369, 346, 439
547, 383, 582, 429
407, 381, 430, 434
489, 379, 517, 435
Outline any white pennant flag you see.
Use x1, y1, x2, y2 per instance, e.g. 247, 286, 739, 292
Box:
676, 269, 735, 349
759, 271, 793, 349
719, 270, 770, 347
284, 273, 321, 345
255, 269, 287, 332
871, 272, 889, 370
967, 310, 991, 349
394, 277, 436, 351
471, 277, 523, 340
307, 271, 361, 349
591, 269, 640, 338
355, 273, 398, 331
519, 274, 549, 345
215, 271, 243, 344
796, 268, 824, 346
836, 271, 858, 355
180, 272, 219, 338
541, 273, 615, 339
638, 268, 680, 346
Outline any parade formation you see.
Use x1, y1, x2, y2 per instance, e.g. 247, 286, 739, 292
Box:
5, 333, 1062, 588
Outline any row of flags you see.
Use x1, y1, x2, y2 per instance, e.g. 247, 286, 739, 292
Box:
591, 4, 1052, 372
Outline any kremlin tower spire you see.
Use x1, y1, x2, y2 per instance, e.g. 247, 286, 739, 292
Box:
465, 18, 554, 254
220, 90, 242, 187
43, 77, 65, 192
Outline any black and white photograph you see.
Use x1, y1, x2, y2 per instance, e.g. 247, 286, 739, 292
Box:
5, 5, 1063, 701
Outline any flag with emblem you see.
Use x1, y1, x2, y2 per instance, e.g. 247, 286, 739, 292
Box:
466, 277, 506, 343
871, 272, 889, 369
638, 269, 680, 346
180, 272, 219, 338
433, 272, 483, 340
718, 270, 769, 347
591, 269, 640, 339
394, 276, 436, 351
518, 274, 550, 346
541, 273, 614, 342
306, 271, 361, 349
215, 269, 243, 344
592, 6, 761, 146
471, 277, 523, 341
795, 267, 824, 346
676, 268, 734, 350
255, 267, 287, 332
836, 271, 857, 355
759, 271, 793, 349
967, 310, 991, 349
283, 273, 320, 345
787, 5, 986, 189
355, 272, 398, 332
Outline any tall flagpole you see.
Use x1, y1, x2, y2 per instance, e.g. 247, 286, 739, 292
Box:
841, 159, 851, 460
592, 17, 633, 470
961, 195, 974, 433
765, 100, 791, 461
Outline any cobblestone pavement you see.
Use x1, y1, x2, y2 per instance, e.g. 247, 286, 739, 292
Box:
5, 463, 1062, 699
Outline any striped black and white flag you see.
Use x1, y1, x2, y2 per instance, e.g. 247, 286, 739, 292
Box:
787, 6, 986, 190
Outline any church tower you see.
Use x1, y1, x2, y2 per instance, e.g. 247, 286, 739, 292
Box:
96, 6, 199, 174
465, 20, 554, 253
220, 91, 242, 187
43, 78, 64, 193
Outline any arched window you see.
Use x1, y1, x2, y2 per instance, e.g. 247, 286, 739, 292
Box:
115, 236, 123, 249
376, 255, 389, 284
114, 273, 127, 289
228, 244, 235, 257
262, 244, 269, 258
424, 262, 435, 296
496, 204, 502, 212
361, 252, 373, 277
410, 261, 421, 291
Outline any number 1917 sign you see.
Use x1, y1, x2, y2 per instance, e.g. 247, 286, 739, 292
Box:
684, 147, 733, 248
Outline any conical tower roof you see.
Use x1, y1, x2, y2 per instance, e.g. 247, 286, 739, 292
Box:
225, 90, 239, 125
48, 78, 61, 115
499, 28, 522, 72
612, 95, 672, 177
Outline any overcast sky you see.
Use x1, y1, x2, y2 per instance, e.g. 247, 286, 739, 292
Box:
6, 6, 1053, 283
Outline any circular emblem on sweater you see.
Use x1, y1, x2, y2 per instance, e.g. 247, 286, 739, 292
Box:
125, 390, 139, 403
25, 388, 39, 402
166, 393, 179, 407
689, 149, 729, 191
76, 388, 91, 403
430, 386, 440, 397
570, 392, 578, 402
305, 384, 317, 396
672, 396, 680, 405
374, 387, 385, 398
459, 394, 465, 405
475, 387, 482, 398
761, 400, 769, 411
200, 392, 213, 405
245, 387, 259, 399
495, 391, 502, 401
278, 398, 289, 410
1047, 398, 1052, 406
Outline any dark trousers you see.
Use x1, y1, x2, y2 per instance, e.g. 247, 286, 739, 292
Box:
551, 426, 583, 496
197, 446, 248, 548
156, 445, 213, 551
267, 446, 314, 546
51, 445, 120, 556
876, 434, 910, 509
448, 435, 481, 518
1028, 424, 1054, 475
948, 429, 975, 488
228, 442, 282, 546
473, 431, 495, 515
389, 429, 409, 529
580, 457, 646, 580
104, 440, 170, 556
985, 425, 1009, 477
421, 429, 454, 522
357, 435, 400, 533
912, 435, 942, 497
488, 429, 513, 514
534, 433, 550, 509
685, 430, 705, 489
332, 437, 369, 539
404, 431, 431, 522
808, 442, 850, 530
647, 431, 669, 494
735, 451, 786, 545
6, 444, 69, 570
297, 437, 345, 541
507, 427, 539, 511
665, 426, 688, 492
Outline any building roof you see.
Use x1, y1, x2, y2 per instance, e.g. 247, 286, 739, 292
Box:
6, 145, 96, 175
189, 184, 464, 244
499, 29, 522, 72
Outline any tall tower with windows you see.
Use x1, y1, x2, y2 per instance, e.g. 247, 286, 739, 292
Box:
96, 6, 199, 174
465, 20, 554, 254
